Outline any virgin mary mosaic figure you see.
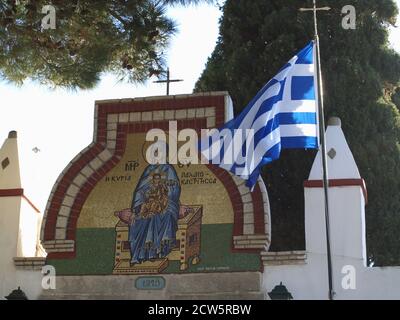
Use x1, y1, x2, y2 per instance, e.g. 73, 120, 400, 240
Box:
115, 164, 181, 264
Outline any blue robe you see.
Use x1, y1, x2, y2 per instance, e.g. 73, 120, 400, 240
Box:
129, 164, 180, 264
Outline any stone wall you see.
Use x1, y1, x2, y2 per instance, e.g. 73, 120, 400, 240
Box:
40, 272, 265, 300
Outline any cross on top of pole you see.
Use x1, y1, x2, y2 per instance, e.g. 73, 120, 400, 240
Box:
299, 0, 331, 38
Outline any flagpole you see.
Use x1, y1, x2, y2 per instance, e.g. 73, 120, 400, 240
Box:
311, 0, 335, 301
300, 0, 334, 300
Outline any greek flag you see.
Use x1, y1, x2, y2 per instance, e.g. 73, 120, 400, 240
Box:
201, 42, 319, 190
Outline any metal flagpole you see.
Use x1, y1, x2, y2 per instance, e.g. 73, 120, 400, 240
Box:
300, 0, 334, 300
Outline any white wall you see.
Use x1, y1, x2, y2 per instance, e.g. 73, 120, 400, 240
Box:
305, 187, 366, 263
13, 270, 44, 300
0, 196, 21, 299
0, 193, 43, 301
264, 251, 400, 300
18, 199, 42, 257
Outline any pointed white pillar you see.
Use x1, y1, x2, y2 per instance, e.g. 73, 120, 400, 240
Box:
0, 131, 21, 189
304, 117, 368, 299
0, 131, 44, 300
305, 117, 367, 264
0, 131, 24, 298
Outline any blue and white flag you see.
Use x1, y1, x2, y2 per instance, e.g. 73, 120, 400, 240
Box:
200, 42, 319, 190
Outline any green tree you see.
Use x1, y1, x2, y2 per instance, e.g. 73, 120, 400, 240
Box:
0, 0, 213, 89
195, 0, 400, 266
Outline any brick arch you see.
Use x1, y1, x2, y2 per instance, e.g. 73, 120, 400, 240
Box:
40, 93, 271, 259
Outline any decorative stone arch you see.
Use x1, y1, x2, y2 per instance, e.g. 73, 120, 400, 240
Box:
40, 92, 271, 259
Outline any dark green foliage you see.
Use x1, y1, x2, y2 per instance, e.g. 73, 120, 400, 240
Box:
195, 0, 400, 266
0, 0, 212, 89
393, 87, 400, 109
162, 0, 215, 5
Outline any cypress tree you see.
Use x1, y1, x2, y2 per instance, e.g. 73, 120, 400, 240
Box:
195, 0, 400, 266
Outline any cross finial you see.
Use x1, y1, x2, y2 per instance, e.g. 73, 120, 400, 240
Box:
299, 0, 331, 38
153, 68, 183, 96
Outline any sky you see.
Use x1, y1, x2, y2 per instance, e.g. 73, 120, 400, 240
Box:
1, 1, 400, 212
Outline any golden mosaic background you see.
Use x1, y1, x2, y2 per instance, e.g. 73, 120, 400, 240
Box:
78, 133, 234, 229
